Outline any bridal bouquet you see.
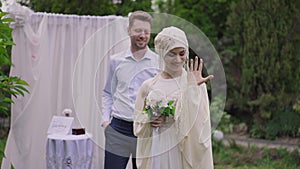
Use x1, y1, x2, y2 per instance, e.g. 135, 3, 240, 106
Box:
142, 90, 176, 121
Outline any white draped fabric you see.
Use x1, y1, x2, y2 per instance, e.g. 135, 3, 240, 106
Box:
1, 3, 131, 169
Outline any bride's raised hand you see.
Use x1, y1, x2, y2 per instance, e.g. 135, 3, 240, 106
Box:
188, 56, 214, 85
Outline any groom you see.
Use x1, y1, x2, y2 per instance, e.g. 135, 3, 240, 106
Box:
101, 10, 159, 169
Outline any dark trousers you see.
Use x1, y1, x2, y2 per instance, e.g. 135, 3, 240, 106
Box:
104, 117, 137, 169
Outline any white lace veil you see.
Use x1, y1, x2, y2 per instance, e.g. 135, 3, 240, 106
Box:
154, 26, 189, 71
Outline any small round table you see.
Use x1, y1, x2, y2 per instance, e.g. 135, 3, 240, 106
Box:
46, 134, 93, 169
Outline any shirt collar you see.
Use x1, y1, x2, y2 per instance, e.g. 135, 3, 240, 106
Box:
125, 46, 152, 61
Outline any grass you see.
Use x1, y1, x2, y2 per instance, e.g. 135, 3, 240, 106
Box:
213, 139, 300, 169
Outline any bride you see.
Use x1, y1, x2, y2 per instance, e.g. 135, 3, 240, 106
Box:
134, 26, 214, 169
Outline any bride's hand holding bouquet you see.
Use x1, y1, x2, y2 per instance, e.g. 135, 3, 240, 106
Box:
142, 91, 176, 128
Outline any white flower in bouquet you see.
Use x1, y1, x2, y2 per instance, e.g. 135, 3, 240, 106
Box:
143, 90, 176, 120
159, 98, 169, 108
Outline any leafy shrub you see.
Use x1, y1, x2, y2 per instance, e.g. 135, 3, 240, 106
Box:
266, 109, 300, 139
227, 0, 300, 139
0, 3, 29, 116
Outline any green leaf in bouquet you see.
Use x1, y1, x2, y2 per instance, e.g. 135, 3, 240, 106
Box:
165, 108, 170, 116
168, 100, 174, 106
171, 107, 176, 116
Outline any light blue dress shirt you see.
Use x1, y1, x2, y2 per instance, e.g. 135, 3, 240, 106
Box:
102, 47, 159, 123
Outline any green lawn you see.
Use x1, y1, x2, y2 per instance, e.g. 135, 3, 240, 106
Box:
213, 140, 300, 169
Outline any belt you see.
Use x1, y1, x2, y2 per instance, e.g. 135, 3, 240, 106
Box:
112, 117, 133, 125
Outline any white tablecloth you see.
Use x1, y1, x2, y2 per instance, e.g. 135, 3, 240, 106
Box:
46, 134, 93, 169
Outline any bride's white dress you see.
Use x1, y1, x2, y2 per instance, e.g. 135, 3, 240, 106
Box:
134, 72, 214, 169
147, 76, 183, 169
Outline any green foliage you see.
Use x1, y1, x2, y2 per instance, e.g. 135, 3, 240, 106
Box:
293, 99, 300, 114
227, 0, 300, 138
251, 114, 299, 140
266, 109, 300, 139
28, 0, 117, 16
218, 112, 234, 133
211, 96, 234, 133
0, 76, 29, 115
0, 5, 29, 116
27, 0, 154, 16
0, 137, 15, 169
116, 0, 154, 16
0, 138, 7, 166
157, 0, 236, 43
0, 13, 14, 66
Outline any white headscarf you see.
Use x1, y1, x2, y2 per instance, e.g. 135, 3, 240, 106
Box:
154, 26, 189, 69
